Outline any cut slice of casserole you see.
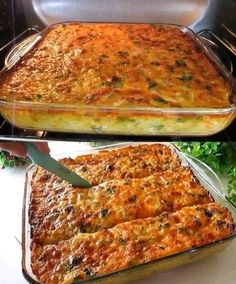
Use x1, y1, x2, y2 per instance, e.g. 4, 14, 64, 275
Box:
28, 144, 235, 284
30, 167, 213, 245
31, 203, 235, 284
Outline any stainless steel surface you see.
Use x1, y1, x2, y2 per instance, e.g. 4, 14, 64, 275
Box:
23, 0, 209, 28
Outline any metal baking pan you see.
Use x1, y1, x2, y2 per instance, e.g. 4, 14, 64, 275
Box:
22, 142, 236, 284
0, 22, 235, 136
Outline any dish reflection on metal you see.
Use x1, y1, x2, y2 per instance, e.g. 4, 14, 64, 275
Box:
25, 0, 209, 26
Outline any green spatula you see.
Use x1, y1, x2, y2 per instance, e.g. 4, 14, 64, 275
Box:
25, 142, 91, 188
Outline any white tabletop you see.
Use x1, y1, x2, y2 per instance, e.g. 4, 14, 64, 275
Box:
0, 143, 235, 284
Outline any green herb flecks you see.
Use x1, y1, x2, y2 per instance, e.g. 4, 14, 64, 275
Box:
119, 238, 127, 245
104, 76, 124, 88
152, 124, 164, 131
176, 118, 186, 123
91, 125, 103, 133
117, 116, 136, 123
176, 59, 187, 67
0, 151, 29, 169
36, 94, 43, 100
153, 97, 168, 103
228, 167, 236, 203
148, 81, 158, 91
179, 74, 193, 82
117, 51, 129, 57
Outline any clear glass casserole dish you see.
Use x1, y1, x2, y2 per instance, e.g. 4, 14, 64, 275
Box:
22, 142, 236, 284
0, 23, 235, 137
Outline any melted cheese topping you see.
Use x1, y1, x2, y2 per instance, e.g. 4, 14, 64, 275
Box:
30, 167, 213, 245
0, 23, 231, 108
29, 144, 235, 284
31, 203, 235, 284
31, 144, 181, 189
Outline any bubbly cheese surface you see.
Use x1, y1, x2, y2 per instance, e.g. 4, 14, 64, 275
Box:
0, 23, 231, 108
29, 144, 235, 284
30, 167, 213, 245
31, 203, 235, 284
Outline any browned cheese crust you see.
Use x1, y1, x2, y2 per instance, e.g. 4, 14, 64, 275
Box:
0, 23, 231, 108
31, 203, 235, 284
29, 144, 235, 284
30, 167, 213, 245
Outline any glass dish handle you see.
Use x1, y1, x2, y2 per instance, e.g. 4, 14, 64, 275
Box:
4, 34, 42, 70
0, 28, 41, 75
198, 36, 233, 74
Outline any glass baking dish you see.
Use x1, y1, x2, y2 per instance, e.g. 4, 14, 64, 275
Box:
0, 23, 235, 137
22, 142, 236, 284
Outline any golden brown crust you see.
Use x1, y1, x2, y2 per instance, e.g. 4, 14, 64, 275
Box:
30, 167, 213, 245
29, 144, 235, 284
31, 144, 181, 190
31, 203, 235, 284
0, 23, 230, 108
30, 144, 182, 245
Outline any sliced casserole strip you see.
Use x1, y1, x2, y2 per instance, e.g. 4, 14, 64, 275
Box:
30, 167, 213, 245
30, 143, 182, 198
31, 203, 235, 284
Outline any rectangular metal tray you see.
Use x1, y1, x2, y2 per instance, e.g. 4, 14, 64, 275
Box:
0, 23, 235, 137
22, 142, 236, 284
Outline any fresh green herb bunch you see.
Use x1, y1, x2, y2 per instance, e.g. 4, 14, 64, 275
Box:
176, 142, 236, 205
0, 150, 30, 169
228, 167, 236, 203
89, 141, 119, 148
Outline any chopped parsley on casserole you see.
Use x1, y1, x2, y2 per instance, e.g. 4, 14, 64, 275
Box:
29, 144, 235, 284
0, 23, 230, 108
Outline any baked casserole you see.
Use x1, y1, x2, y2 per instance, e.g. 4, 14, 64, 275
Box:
0, 23, 234, 135
28, 144, 235, 284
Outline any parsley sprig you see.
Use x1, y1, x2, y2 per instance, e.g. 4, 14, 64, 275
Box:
0, 150, 29, 169
176, 142, 236, 205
